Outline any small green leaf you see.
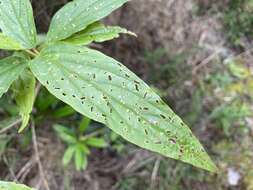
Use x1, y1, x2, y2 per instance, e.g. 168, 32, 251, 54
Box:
35, 89, 59, 112
0, 33, 22, 50
79, 117, 91, 133
12, 70, 36, 132
30, 43, 217, 172
74, 146, 84, 171
62, 145, 75, 166
78, 143, 91, 155
110, 131, 120, 142
47, 0, 129, 42
0, 0, 37, 49
54, 124, 74, 135
64, 22, 136, 45
0, 181, 36, 190
53, 105, 76, 118
54, 124, 77, 144
0, 56, 28, 98
86, 137, 107, 148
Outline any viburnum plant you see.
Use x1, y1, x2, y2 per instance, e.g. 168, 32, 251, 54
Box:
0, 0, 217, 172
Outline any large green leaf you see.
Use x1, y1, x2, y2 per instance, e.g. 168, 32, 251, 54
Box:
30, 43, 217, 172
12, 69, 36, 132
47, 0, 129, 42
0, 33, 22, 50
0, 0, 37, 49
64, 22, 136, 45
0, 56, 28, 98
0, 181, 35, 190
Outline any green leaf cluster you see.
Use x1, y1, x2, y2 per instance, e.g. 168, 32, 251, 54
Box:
54, 117, 107, 170
0, 0, 217, 171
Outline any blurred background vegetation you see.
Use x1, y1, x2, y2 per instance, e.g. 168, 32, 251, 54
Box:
0, 0, 253, 189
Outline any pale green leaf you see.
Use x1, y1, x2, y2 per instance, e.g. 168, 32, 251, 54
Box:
75, 145, 84, 170
0, 33, 22, 50
79, 143, 91, 155
0, 181, 36, 190
30, 43, 217, 172
0, 0, 37, 49
54, 124, 77, 144
79, 116, 91, 133
47, 0, 129, 42
12, 70, 36, 132
53, 105, 75, 118
64, 22, 136, 45
86, 137, 107, 148
0, 56, 28, 98
62, 145, 75, 166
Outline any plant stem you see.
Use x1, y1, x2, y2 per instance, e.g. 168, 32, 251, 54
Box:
25, 49, 37, 57
31, 122, 51, 190
32, 48, 40, 55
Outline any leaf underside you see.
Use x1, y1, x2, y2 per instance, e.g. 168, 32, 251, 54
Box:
47, 0, 129, 42
0, 56, 27, 98
0, 181, 35, 190
0, 0, 37, 49
64, 22, 136, 45
30, 43, 217, 172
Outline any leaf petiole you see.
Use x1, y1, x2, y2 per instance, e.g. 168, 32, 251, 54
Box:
32, 48, 40, 55
25, 49, 40, 58
25, 49, 37, 57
